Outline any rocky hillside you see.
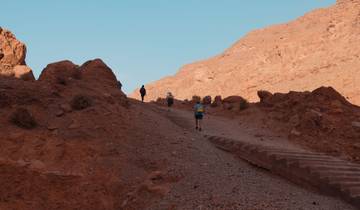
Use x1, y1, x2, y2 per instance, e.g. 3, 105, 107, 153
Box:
0, 57, 188, 209
0, 27, 34, 80
134, 0, 360, 105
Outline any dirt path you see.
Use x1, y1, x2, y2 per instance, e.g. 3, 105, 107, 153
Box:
147, 106, 355, 210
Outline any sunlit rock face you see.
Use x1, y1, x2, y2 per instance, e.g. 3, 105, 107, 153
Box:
134, 1, 360, 105
0, 27, 34, 80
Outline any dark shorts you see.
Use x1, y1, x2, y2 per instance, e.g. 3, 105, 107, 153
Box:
167, 99, 174, 107
195, 113, 203, 120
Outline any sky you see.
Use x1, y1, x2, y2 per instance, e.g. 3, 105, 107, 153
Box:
1, 0, 335, 93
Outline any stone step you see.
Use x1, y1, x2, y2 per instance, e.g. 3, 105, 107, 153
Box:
269, 153, 335, 160
207, 135, 360, 208
329, 180, 360, 188
274, 156, 343, 163
304, 164, 360, 172
332, 181, 360, 188
261, 149, 326, 156
325, 176, 360, 183
313, 170, 360, 178
285, 157, 348, 164
294, 161, 360, 168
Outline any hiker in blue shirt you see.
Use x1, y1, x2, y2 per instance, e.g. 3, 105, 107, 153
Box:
194, 101, 204, 131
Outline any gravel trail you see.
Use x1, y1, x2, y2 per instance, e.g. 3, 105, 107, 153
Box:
147, 106, 355, 210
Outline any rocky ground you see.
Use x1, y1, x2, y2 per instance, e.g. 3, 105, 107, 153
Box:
155, 86, 360, 164
0, 60, 356, 209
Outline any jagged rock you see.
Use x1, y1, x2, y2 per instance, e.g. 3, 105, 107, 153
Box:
0, 28, 34, 81
202, 95, 212, 105
211, 95, 222, 107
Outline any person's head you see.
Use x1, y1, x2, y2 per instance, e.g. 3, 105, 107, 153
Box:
141, 85, 144, 88
196, 101, 200, 104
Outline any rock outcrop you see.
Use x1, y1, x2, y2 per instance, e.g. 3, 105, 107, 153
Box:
135, 0, 360, 105
39, 58, 121, 91
38, 60, 80, 83
0, 27, 34, 80
255, 86, 360, 161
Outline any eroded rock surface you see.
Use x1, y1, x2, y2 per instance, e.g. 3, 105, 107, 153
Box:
135, 1, 360, 105
0, 27, 34, 80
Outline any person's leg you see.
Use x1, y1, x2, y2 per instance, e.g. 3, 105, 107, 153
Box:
141, 95, 144, 102
195, 117, 198, 129
198, 119, 202, 131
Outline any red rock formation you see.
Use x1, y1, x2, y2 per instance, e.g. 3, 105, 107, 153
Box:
255, 86, 360, 161
0, 27, 34, 80
38, 60, 80, 83
135, 0, 360, 105
80, 59, 119, 89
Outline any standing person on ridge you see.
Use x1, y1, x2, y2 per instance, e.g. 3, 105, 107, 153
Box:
117, 81, 122, 90
194, 100, 205, 131
166, 92, 174, 110
139, 85, 146, 102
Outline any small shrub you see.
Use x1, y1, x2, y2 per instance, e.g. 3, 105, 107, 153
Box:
70, 95, 93, 110
0, 92, 11, 108
10, 108, 37, 129
239, 99, 249, 110
56, 76, 67, 85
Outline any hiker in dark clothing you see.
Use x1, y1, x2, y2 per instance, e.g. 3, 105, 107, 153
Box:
140, 85, 146, 102
117, 81, 122, 90
166, 92, 174, 108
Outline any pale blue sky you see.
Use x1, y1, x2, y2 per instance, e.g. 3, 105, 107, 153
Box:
1, 0, 335, 93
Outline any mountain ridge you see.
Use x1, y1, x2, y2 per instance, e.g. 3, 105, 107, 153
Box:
132, 0, 360, 105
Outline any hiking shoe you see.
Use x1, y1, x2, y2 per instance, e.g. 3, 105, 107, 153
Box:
195, 126, 198, 130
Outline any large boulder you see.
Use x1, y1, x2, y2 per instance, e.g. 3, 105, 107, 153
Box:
222, 96, 247, 104
80, 59, 118, 88
38, 60, 80, 84
0, 27, 34, 80
222, 95, 249, 111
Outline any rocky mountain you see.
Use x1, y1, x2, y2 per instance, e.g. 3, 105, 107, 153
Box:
0, 27, 34, 80
133, 0, 360, 105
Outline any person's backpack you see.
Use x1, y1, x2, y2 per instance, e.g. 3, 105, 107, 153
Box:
196, 104, 204, 113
